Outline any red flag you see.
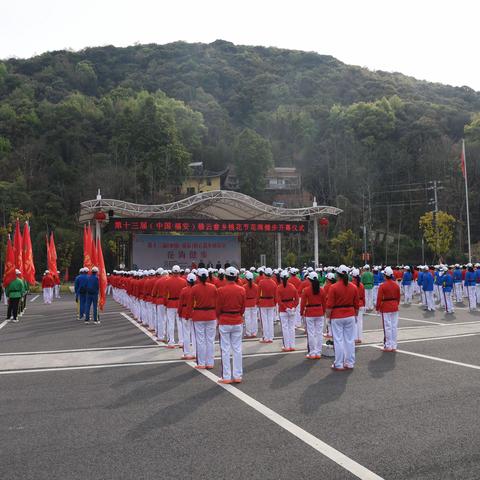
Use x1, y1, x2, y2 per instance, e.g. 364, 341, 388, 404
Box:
47, 232, 58, 277
22, 221, 36, 285
13, 219, 23, 274
96, 238, 107, 311
460, 141, 466, 179
84, 225, 93, 270
91, 230, 98, 268
3, 237, 16, 287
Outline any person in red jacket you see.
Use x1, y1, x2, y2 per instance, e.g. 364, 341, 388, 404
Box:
42, 270, 55, 304
325, 265, 359, 371
276, 270, 299, 351
151, 269, 168, 342
323, 272, 336, 339
243, 271, 259, 338
351, 268, 365, 344
300, 271, 326, 359
216, 267, 246, 384
189, 268, 218, 369
376, 266, 401, 352
257, 268, 277, 343
164, 265, 187, 348
178, 273, 196, 360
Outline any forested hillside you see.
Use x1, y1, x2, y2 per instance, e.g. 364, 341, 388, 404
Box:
1, 40, 480, 271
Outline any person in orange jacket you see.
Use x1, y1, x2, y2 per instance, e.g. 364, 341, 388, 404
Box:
300, 271, 326, 359
189, 268, 218, 369
164, 265, 187, 348
257, 267, 277, 343
178, 273, 197, 360
376, 266, 401, 352
276, 270, 299, 351
216, 267, 246, 384
243, 271, 259, 338
351, 268, 365, 344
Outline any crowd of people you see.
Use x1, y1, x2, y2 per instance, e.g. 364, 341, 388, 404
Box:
105, 262, 480, 383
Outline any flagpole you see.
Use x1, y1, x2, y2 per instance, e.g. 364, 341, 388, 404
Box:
463, 139, 472, 262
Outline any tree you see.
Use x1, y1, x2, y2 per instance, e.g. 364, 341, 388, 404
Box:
285, 252, 297, 267
329, 229, 360, 265
419, 211, 456, 259
233, 128, 273, 196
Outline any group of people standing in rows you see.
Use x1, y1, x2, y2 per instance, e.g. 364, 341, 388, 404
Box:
108, 264, 404, 381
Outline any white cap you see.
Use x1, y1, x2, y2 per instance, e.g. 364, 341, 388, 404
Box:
467, 263, 473, 268
45, 270, 50, 274
475, 263, 480, 268
337, 264, 349, 274
384, 266, 394, 277
149, 269, 156, 275
225, 266, 238, 277
404, 266, 410, 270
197, 268, 209, 277
15, 269, 21, 275
280, 270, 290, 279
245, 271, 254, 280
455, 263, 460, 268
257, 266, 265, 273
187, 273, 197, 283
351, 268, 360, 277
172, 265, 181, 273
156, 268, 163, 274
265, 267, 273, 276
423, 265, 429, 270
326, 272, 336, 280
364, 264, 370, 269
185, 268, 191, 274
218, 268, 225, 275
92, 266, 99, 273
250, 267, 256, 272
307, 271, 318, 281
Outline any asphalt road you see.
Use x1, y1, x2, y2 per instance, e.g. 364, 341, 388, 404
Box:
0, 293, 479, 479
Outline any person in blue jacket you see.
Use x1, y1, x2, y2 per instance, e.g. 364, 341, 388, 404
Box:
434, 266, 443, 304
402, 266, 413, 304
422, 266, 435, 311
440, 267, 454, 314
74, 267, 89, 320
475, 263, 480, 308
452, 264, 463, 303
417, 267, 424, 305
85, 266, 100, 324
464, 264, 477, 312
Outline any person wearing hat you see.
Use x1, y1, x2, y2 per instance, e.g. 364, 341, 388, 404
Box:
401, 266, 413, 304
300, 271, 326, 359
376, 267, 400, 351
178, 273, 197, 360
351, 268, 365, 344
440, 266, 454, 314
74, 267, 89, 320
453, 264, 463, 303
323, 272, 336, 339
216, 267, 246, 383
464, 264, 477, 311
243, 271, 259, 338
165, 265, 187, 347
85, 266, 100, 324
257, 267, 277, 343
325, 265, 359, 370
5, 269, 25, 322
189, 268, 218, 369
41, 270, 55, 304
372, 267, 384, 307
361, 265, 374, 311
276, 270, 300, 352
214, 269, 227, 289
151, 269, 168, 342
475, 263, 480, 305
422, 266, 435, 312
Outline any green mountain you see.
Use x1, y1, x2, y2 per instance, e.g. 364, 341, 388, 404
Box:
1, 40, 479, 268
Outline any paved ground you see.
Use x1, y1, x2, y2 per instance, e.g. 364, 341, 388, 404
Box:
0, 293, 479, 479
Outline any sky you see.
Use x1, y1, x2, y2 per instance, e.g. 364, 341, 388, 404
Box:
2, 0, 479, 90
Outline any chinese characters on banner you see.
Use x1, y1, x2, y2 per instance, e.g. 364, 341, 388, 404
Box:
132, 235, 242, 269
111, 218, 308, 234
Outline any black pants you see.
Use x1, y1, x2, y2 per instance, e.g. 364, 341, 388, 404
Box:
7, 298, 20, 320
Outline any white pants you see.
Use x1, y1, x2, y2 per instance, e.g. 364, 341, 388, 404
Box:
356, 307, 364, 341
466, 286, 477, 311
305, 316, 324, 356
331, 316, 355, 368
259, 307, 275, 341
454, 283, 463, 303
54, 284, 60, 298
194, 320, 217, 367
219, 324, 243, 380
381, 311, 399, 349
181, 318, 196, 357
279, 311, 296, 349
373, 285, 379, 306
156, 305, 166, 340
166, 308, 183, 345
463, 281, 468, 298
244, 307, 258, 336
365, 289, 374, 310
106, 285, 112, 295
43, 288, 53, 304
442, 290, 454, 313
294, 304, 302, 327
423, 291, 435, 311
434, 285, 441, 303
403, 284, 413, 304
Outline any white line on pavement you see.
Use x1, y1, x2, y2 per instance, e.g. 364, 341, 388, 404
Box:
365, 313, 442, 325
370, 344, 480, 370
0, 344, 162, 356
0, 320, 9, 331
395, 333, 480, 345
29, 295, 39, 302
120, 312, 163, 345
187, 362, 383, 480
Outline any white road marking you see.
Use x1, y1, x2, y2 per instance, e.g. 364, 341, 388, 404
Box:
370, 345, 480, 370
187, 362, 383, 480
365, 313, 442, 325
29, 295, 39, 302
395, 333, 480, 345
0, 344, 162, 356
0, 320, 10, 331
120, 312, 163, 345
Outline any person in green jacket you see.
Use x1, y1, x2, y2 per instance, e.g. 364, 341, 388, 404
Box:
6, 269, 25, 322
361, 265, 374, 310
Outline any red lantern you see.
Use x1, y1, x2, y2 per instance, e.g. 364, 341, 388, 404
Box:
94, 211, 107, 221
319, 217, 329, 229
